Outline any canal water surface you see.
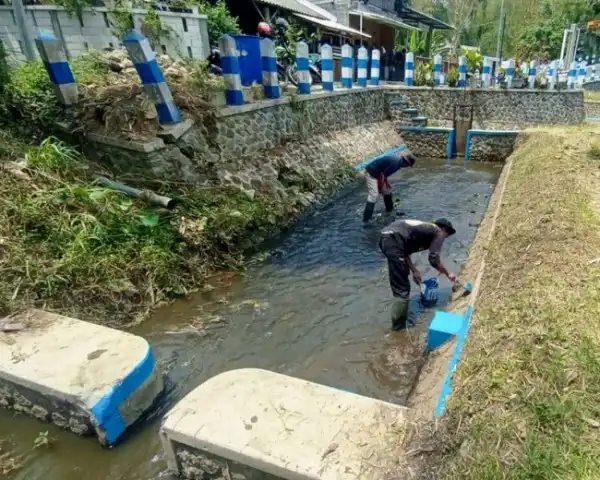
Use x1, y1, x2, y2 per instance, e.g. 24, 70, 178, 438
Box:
0, 158, 500, 479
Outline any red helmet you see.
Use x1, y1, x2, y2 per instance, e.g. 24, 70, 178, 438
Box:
258, 22, 272, 37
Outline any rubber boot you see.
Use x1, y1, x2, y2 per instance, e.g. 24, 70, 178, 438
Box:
391, 298, 409, 331
363, 202, 375, 222
383, 194, 394, 213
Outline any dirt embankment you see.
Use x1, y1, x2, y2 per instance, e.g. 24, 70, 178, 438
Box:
401, 124, 600, 479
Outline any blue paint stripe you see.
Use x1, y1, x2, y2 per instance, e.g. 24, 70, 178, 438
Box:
447, 129, 456, 159
399, 126, 454, 133
357, 59, 368, 69
406, 78, 413, 86
569, 70, 577, 77
465, 130, 472, 160
458, 65, 467, 73
371, 60, 380, 68
458, 80, 466, 88
529, 68, 536, 76
45, 61, 76, 85
342, 78, 353, 88
341, 57, 353, 68
221, 56, 240, 75
357, 79, 367, 87
261, 56, 277, 73
483, 66, 491, 74
506, 68, 514, 76
468, 129, 519, 137
225, 89, 244, 105
156, 102, 182, 124
321, 59, 333, 70
264, 84, 280, 98
354, 144, 406, 170
406, 62, 414, 70
433, 64, 442, 72
323, 81, 334, 91
371, 78, 380, 86
298, 83, 310, 94
90, 345, 156, 445
435, 304, 473, 417
297, 57, 309, 70
134, 59, 165, 85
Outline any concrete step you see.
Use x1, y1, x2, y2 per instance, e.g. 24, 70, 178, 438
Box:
402, 107, 419, 117
160, 368, 409, 479
411, 116, 428, 127
0, 309, 164, 446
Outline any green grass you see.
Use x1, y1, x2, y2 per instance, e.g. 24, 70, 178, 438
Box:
0, 134, 328, 326
422, 127, 600, 479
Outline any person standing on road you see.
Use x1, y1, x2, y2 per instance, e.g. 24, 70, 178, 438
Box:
363, 151, 417, 223
379, 218, 460, 330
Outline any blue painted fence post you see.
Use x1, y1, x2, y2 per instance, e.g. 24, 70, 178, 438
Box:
578, 62, 587, 88
405, 52, 415, 86
506, 58, 515, 89
341, 44, 353, 89
370, 48, 380, 86
458, 55, 467, 88
122, 31, 181, 124
357, 46, 368, 87
321, 44, 334, 91
568, 61, 577, 89
218, 34, 244, 106
433, 54, 442, 86
528, 60, 537, 89
35, 32, 78, 108
260, 38, 279, 99
482, 58, 491, 88
296, 41, 311, 94
548, 60, 557, 90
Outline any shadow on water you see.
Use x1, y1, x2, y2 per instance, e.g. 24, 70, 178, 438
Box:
0, 158, 501, 480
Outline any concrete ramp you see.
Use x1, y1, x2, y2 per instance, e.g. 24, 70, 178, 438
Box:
0, 309, 163, 446
160, 368, 409, 479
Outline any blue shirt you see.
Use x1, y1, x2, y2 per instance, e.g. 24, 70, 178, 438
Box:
365, 154, 407, 178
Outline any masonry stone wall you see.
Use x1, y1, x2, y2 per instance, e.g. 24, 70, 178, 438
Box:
585, 101, 600, 118
386, 88, 584, 130
468, 135, 517, 162
584, 81, 600, 92
0, 5, 209, 63
400, 130, 450, 158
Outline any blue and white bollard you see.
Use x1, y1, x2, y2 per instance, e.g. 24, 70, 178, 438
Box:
341, 44, 353, 89
35, 32, 78, 107
357, 46, 368, 87
528, 60, 537, 89
123, 30, 181, 123
578, 62, 587, 87
218, 34, 244, 106
548, 60, 557, 90
482, 58, 492, 88
458, 55, 467, 88
321, 44, 334, 92
260, 38, 279, 99
506, 59, 515, 89
433, 54, 442, 86
405, 52, 415, 86
568, 61, 577, 89
370, 48, 380, 86
296, 41, 311, 95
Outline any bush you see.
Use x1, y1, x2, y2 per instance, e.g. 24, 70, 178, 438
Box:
446, 66, 459, 87
196, 0, 241, 45
414, 60, 433, 87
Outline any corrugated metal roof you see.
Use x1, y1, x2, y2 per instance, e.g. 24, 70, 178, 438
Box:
295, 13, 372, 38
256, 0, 330, 20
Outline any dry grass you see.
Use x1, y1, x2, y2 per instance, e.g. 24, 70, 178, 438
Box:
584, 90, 600, 102
415, 125, 600, 479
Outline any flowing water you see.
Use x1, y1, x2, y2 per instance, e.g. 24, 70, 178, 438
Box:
0, 158, 500, 480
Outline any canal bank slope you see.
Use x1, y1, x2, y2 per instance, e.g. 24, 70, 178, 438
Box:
409, 124, 600, 478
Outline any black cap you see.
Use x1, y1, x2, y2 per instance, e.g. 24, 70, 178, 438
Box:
435, 218, 456, 236
402, 152, 417, 167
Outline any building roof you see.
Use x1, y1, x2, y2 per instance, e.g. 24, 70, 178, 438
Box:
295, 13, 372, 38
349, 9, 421, 32
255, 0, 331, 20
399, 6, 454, 30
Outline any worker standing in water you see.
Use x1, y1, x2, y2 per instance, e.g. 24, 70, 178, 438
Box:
379, 218, 460, 330
363, 151, 417, 222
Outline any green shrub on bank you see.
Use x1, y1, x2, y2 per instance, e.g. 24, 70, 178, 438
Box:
0, 134, 295, 325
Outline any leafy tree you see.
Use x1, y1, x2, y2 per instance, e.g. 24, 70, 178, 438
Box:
196, 0, 241, 45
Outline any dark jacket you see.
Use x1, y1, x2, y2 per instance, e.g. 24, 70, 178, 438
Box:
381, 219, 445, 268
365, 153, 416, 179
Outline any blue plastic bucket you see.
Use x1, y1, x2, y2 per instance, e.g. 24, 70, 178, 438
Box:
231, 35, 262, 86
421, 277, 439, 307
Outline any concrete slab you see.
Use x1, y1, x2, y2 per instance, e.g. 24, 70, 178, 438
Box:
0, 310, 164, 446
427, 311, 464, 351
160, 368, 409, 480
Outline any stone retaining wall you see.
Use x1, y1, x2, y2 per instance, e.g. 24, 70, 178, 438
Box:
386, 88, 584, 130
585, 100, 600, 118
399, 127, 453, 158
468, 134, 518, 162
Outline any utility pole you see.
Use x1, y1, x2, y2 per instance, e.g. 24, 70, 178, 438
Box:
11, 0, 37, 61
495, 0, 506, 64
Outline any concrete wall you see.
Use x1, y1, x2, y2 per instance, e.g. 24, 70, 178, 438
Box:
386, 87, 585, 130
0, 5, 209, 63
585, 101, 600, 118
